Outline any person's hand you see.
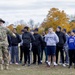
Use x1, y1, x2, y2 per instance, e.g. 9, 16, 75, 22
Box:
13, 33, 16, 37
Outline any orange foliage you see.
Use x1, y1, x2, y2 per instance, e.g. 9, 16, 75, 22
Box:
40, 8, 70, 33
16, 25, 24, 34
7, 24, 14, 31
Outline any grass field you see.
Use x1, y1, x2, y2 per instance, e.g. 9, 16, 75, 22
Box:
0, 63, 75, 75
0, 49, 75, 75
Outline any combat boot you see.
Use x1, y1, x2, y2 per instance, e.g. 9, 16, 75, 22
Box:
5, 65, 9, 70
0, 64, 3, 70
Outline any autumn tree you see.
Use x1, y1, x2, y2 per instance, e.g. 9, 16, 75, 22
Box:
7, 24, 14, 31
40, 8, 70, 32
69, 20, 75, 31
16, 25, 24, 34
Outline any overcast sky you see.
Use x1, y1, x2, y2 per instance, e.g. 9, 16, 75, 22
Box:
0, 0, 75, 25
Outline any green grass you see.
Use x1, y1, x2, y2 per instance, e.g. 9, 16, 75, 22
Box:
0, 64, 75, 75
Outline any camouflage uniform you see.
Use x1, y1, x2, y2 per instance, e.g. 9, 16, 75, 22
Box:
0, 26, 14, 70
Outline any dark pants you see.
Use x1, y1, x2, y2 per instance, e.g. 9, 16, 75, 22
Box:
69, 50, 75, 66
33, 46, 41, 64
23, 46, 30, 64
20, 46, 24, 62
56, 46, 64, 64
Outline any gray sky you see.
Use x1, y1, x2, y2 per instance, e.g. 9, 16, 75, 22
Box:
0, 0, 75, 24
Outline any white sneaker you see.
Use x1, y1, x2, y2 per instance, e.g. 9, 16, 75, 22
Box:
40, 60, 42, 63
62, 64, 66, 67
10, 62, 12, 64
58, 63, 62, 65
46, 61, 48, 63
15, 63, 19, 65
65, 63, 69, 66
53, 62, 58, 66
47, 62, 50, 67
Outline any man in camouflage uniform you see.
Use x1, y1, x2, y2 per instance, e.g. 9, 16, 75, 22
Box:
0, 18, 15, 70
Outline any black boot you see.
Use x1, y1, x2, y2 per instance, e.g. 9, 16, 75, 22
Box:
74, 64, 75, 69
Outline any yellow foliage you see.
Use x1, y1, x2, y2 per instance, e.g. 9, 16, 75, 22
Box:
40, 8, 70, 33
16, 25, 24, 34
38, 27, 45, 34
7, 24, 14, 31
69, 22, 75, 31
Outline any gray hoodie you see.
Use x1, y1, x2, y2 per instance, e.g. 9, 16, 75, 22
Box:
45, 32, 59, 46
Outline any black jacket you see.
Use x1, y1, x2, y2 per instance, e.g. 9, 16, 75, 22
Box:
56, 31, 66, 47
41, 35, 46, 49
11, 33, 21, 46
32, 33, 43, 47
22, 32, 35, 48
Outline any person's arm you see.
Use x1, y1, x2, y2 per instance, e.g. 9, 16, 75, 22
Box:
45, 35, 48, 43
17, 34, 21, 43
39, 35, 44, 44
22, 33, 24, 40
67, 37, 69, 45
63, 33, 66, 44
55, 34, 59, 43
30, 33, 35, 43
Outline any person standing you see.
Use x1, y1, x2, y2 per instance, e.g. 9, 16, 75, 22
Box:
45, 27, 59, 67
40, 31, 48, 63
22, 26, 34, 66
0, 18, 16, 70
56, 26, 66, 67
67, 30, 75, 68
11, 28, 21, 64
19, 30, 24, 63
32, 28, 43, 65
30, 30, 34, 64
62, 29, 69, 65
7, 34, 12, 64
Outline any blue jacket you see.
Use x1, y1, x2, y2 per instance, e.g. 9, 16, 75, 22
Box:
67, 36, 75, 50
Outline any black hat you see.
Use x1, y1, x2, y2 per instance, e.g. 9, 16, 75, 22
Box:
0, 18, 5, 23
72, 29, 75, 33
63, 28, 66, 32
57, 26, 61, 30
34, 28, 38, 31
24, 26, 29, 30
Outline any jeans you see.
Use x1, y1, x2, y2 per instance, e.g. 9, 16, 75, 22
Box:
11, 46, 19, 63
64, 46, 69, 63
60, 46, 69, 64
8, 46, 12, 55
8, 46, 12, 62
41, 47, 48, 62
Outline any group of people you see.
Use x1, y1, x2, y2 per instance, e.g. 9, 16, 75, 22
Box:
0, 18, 75, 70
8, 26, 75, 69
43, 27, 75, 69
